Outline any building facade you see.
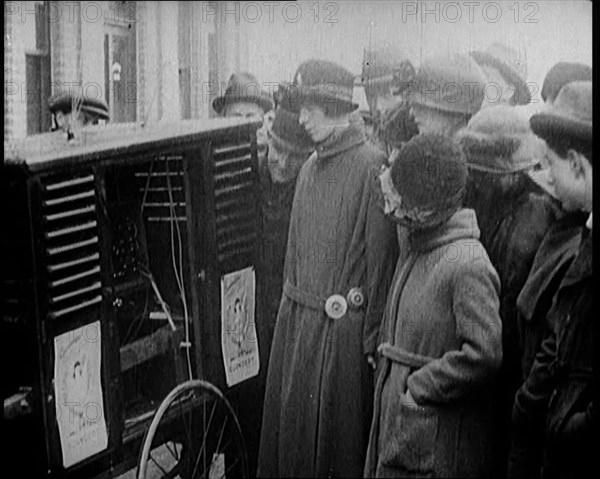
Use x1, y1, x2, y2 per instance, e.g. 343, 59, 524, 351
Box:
4, 1, 246, 141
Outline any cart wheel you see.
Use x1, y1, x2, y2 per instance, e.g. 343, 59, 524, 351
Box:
137, 379, 248, 479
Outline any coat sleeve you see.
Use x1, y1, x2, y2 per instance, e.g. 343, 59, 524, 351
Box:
506, 325, 557, 479
362, 165, 399, 356
407, 259, 503, 404
512, 326, 558, 421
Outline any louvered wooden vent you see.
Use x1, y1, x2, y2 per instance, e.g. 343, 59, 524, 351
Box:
212, 141, 258, 265
41, 172, 102, 319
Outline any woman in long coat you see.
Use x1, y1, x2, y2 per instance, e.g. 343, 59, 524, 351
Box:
257, 60, 397, 478
365, 133, 503, 478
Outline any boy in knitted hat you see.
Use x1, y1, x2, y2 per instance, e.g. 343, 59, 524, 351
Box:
258, 59, 397, 478
508, 81, 593, 479
455, 104, 561, 478
408, 53, 485, 139
364, 133, 502, 478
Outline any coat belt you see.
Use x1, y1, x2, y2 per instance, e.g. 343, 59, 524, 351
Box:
377, 342, 435, 369
283, 279, 326, 311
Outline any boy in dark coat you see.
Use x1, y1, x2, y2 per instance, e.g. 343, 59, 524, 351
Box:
365, 133, 502, 478
258, 59, 397, 478
508, 81, 594, 479
456, 105, 560, 477
518, 62, 592, 380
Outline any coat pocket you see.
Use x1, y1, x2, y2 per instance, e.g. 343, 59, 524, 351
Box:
379, 392, 438, 475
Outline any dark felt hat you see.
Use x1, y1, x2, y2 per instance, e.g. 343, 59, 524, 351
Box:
266, 106, 314, 154
212, 72, 273, 115
470, 42, 531, 105
360, 45, 415, 93
541, 62, 593, 103
289, 59, 358, 112
411, 53, 486, 116
530, 80, 592, 156
48, 92, 109, 120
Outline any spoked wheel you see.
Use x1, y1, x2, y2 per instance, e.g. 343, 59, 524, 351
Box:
137, 380, 248, 479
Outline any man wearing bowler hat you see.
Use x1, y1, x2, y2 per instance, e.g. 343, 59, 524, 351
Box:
258, 59, 397, 478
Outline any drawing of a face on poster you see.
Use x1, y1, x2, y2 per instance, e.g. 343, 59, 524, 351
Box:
231, 294, 247, 347
67, 358, 91, 407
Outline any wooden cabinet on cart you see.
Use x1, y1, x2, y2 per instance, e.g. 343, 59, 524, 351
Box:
3, 118, 267, 478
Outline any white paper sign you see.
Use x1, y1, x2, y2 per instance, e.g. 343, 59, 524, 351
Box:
221, 266, 260, 386
54, 321, 108, 468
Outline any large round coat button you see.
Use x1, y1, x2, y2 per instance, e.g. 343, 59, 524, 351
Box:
325, 294, 348, 319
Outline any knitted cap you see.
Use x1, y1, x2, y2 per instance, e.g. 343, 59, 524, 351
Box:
541, 62, 593, 103
382, 133, 467, 228
456, 105, 543, 174
411, 53, 486, 116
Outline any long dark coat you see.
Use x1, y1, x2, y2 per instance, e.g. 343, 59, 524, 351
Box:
464, 172, 559, 477
364, 209, 503, 478
509, 228, 594, 479
257, 125, 398, 477
516, 210, 586, 378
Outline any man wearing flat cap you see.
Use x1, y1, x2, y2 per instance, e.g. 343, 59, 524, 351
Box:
361, 44, 418, 157
48, 91, 109, 135
509, 81, 593, 479
258, 59, 397, 478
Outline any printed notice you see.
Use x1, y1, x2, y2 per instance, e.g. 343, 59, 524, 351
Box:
221, 266, 260, 386
54, 321, 108, 468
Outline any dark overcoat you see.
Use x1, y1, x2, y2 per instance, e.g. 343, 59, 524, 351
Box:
257, 124, 398, 477
509, 229, 594, 479
364, 209, 503, 478
516, 210, 586, 378
464, 172, 559, 477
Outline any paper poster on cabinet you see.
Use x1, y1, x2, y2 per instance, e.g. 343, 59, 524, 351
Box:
54, 320, 108, 468
221, 266, 260, 386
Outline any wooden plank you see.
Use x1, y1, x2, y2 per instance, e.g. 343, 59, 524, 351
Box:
120, 325, 184, 372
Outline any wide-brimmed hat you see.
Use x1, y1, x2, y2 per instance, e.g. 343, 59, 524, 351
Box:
410, 53, 486, 116
360, 45, 415, 94
266, 106, 314, 154
530, 80, 592, 156
289, 59, 358, 112
456, 105, 543, 174
212, 72, 273, 115
470, 42, 530, 105
541, 62, 593, 103
48, 92, 109, 120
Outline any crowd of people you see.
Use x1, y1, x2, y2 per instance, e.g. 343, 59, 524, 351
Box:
209, 42, 592, 479
45, 40, 593, 479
